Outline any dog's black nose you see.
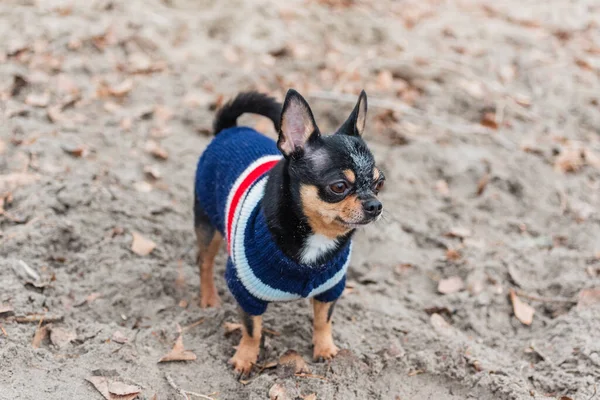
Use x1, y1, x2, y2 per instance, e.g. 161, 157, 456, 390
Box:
363, 199, 382, 217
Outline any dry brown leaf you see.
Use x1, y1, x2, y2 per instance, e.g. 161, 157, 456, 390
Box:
25, 92, 50, 107
61, 143, 88, 158
32, 324, 50, 348
158, 333, 196, 362
279, 350, 310, 374
49, 326, 76, 348
302, 395, 317, 400
109, 80, 134, 98
143, 165, 161, 180
145, 141, 169, 160
269, 383, 291, 400
112, 331, 128, 344
133, 181, 153, 193
11, 75, 28, 97
131, 231, 156, 256
510, 289, 535, 325
223, 322, 242, 334
87, 377, 141, 400
446, 249, 461, 261
0, 304, 15, 317
476, 173, 490, 196
438, 276, 465, 294
577, 288, 600, 311
480, 112, 498, 129
555, 148, 584, 173
444, 227, 471, 239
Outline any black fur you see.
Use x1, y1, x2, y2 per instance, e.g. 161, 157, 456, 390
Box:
327, 300, 337, 322
213, 92, 281, 135
240, 308, 254, 337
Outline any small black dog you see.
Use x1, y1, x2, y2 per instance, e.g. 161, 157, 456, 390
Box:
193, 89, 384, 374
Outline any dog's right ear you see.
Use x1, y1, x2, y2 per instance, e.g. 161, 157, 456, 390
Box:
278, 89, 320, 157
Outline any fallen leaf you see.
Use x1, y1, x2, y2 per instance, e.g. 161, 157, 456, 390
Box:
61, 143, 88, 158
444, 227, 471, 239
133, 181, 153, 193
269, 383, 291, 400
158, 333, 196, 362
145, 140, 169, 160
480, 112, 498, 129
438, 276, 465, 294
25, 92, 50, 107
109, 79, 134, 98
429, 313, 452, 335
11, 75, 28, 97
131, 231, 156, 256
577, 288, 600, 311
144, 165, 161, 180
223, 322, 242, 334
445, 248, 461, 261
555, 148, 584, 173
87, 377, 141, 400
279, 350, 310, 374
32, 323, 50, 348
50, 326, 76, 348
112, 331, 128, 344
510, 289, 535, 325
302, 395, 317, 400
476, 173, 490, 196
0, 304, 15, 317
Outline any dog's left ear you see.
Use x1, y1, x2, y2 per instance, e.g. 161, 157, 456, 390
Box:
338, 90, 368, 137
278, 89, 320, 156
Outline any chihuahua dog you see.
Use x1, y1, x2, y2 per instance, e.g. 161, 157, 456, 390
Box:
194, 89, 384, 374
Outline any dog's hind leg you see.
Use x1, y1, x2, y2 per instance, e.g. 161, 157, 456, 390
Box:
194, 199, 222, 308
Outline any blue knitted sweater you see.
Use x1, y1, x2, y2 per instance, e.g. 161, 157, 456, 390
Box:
195, 127, 351, 315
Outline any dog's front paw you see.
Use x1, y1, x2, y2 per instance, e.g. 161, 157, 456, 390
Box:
313, 342, 339, 361
229, 346, 258, 376
200, 285, 221, 308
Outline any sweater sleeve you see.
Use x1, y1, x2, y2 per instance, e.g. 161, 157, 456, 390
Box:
313, 274, 346, 303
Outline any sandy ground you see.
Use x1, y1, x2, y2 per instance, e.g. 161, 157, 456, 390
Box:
2, 0, 600, 399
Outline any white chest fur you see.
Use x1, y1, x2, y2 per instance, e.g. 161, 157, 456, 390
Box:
300, 234, 338, 264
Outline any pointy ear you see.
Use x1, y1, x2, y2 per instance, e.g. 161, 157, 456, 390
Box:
278, 89, 320, 156
338, 90, 367, 137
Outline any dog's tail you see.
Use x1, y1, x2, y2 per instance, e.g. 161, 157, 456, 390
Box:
213, 91, 282, 135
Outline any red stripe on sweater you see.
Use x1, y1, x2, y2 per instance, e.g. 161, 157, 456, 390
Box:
226, 159, 279, 253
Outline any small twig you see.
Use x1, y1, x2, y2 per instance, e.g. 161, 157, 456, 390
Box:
12, 314, 64, 323
588, 384, 597, 400
0, 323, 7, 336
182, 318, 205, 332
294, 373, 328, 381
165, 374, 216, 400
514, 289, 577, 304
18, 260, 40, 281
165, 374, 189, 400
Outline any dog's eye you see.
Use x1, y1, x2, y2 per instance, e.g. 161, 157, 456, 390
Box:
373, 180, 384, 193
330, 181, 348, 194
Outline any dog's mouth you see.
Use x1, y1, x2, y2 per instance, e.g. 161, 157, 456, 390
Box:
335, 217, 375, 228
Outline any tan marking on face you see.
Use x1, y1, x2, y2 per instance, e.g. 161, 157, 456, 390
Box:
300, 185, 364, 238
373, 168, 380, 181
343, 169, 356, 183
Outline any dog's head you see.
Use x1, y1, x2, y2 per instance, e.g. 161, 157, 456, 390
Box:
277, 89, 385, 239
